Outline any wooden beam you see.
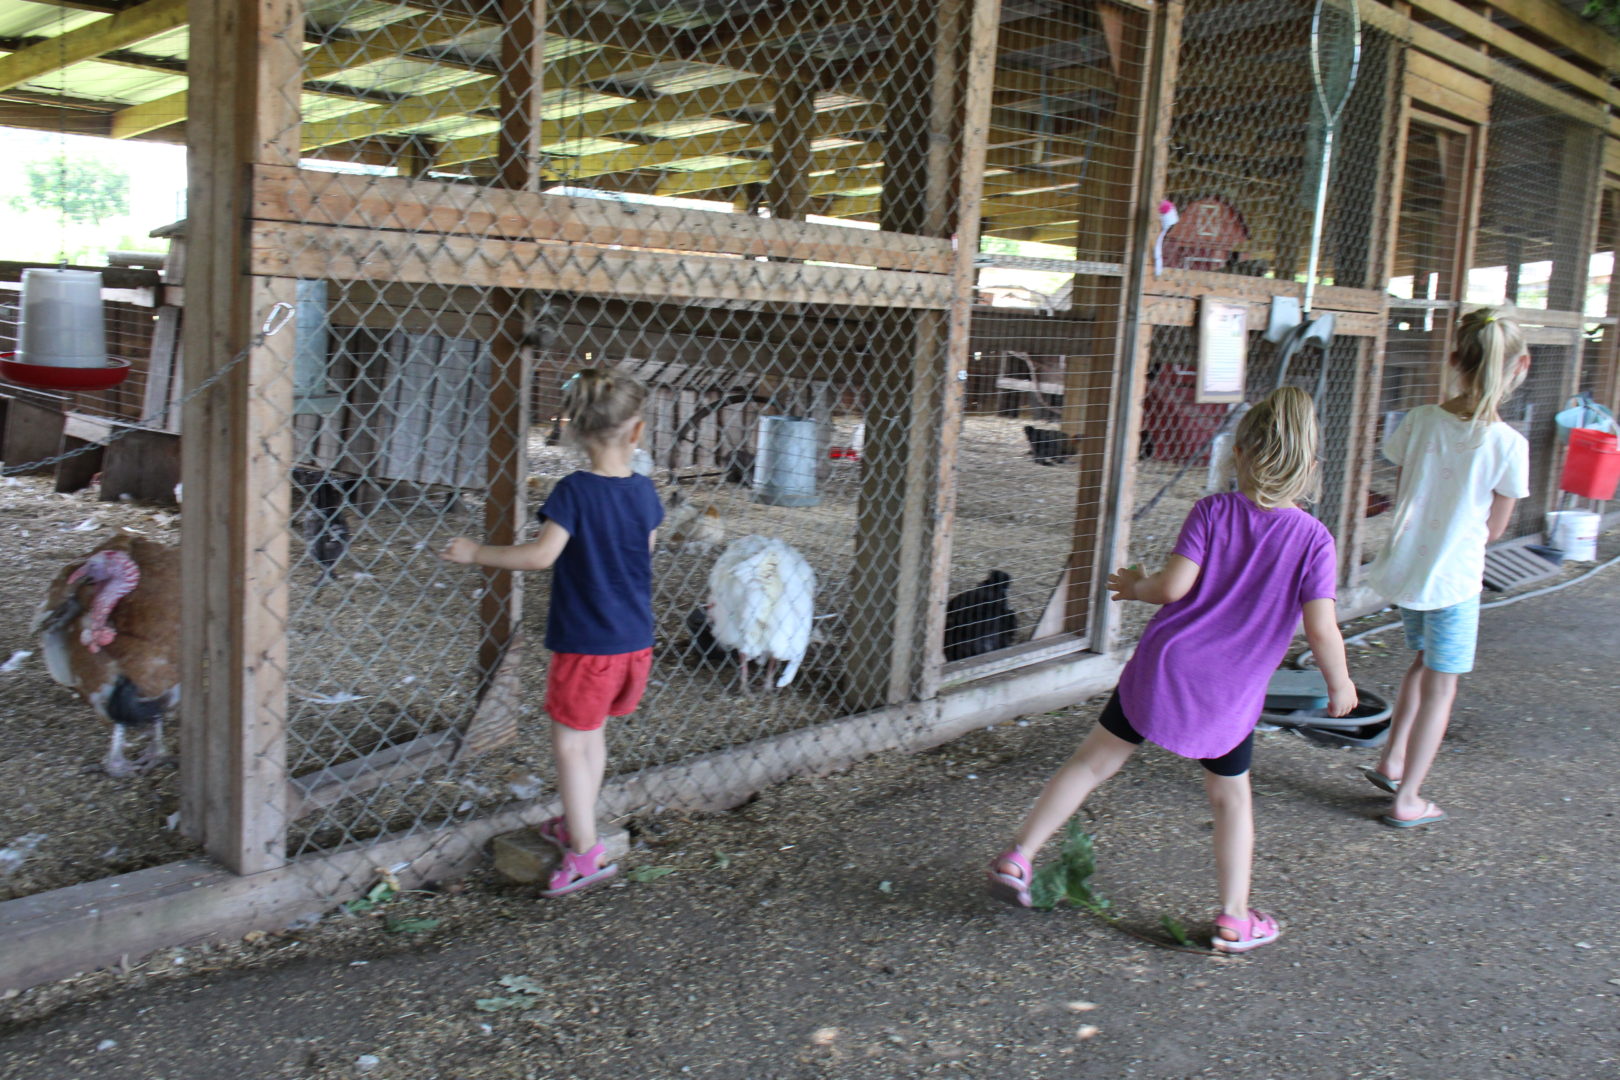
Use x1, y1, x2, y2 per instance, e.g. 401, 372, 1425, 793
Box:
248, 220, 954, 307
767, 71, 814, 221
919, 0, 1003, 697
0, 0, 186, 94
249, 163, 952, 270
180, 0, 301, 875
1404, 0, 1618, 108
474, 0, 546, 681
111, 12, 483, 138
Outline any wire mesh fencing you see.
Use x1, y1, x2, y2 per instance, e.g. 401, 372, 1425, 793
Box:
190, 0, 1027, 897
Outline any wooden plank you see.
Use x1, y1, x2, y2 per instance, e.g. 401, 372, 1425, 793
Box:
0, 645, 1121, 995
1482, 0, 1620, 72
0, 0, 186, 94
767, 72, 815, 221
0, 397, 64, 475
249, 165, 953, 272
1146, 268, 1387, 313
111, 12, 482, 138
248, 221, 956, 309
919, 0, 1001, 698
179, 0, 302, 876
100, 426, 180, 504
1356, 0, 1608, 126
478, 0, 543, 681
1097, 0, 1183, 652
1062, 0, 1150, 642
286, 730, 460, 819
1404, 52, 1490, 125
1403, 0, 1617, 108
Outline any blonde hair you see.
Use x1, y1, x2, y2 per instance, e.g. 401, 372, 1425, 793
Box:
560, 368, 647, 444
1233, 385, 1321, 509
1453, 306, 1528, 427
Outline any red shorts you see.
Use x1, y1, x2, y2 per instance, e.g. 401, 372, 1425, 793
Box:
545, 648, 653, 731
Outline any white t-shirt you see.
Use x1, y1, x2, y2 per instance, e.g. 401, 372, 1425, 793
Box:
1365, 404, 1530, 610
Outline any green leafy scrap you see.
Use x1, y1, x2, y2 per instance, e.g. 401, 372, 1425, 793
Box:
475, 997, 536, 1012
497, 974, 546, 995
384, 916, 441, 934
629, 865, 677, 882
1029, 819, 1109, 914
1160, 915, 1193, 948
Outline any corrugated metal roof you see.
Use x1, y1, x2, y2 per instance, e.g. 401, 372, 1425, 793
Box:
0, 2, 103, 40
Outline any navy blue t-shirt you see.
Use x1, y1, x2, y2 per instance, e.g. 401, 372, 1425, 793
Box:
540, 471, 664, 655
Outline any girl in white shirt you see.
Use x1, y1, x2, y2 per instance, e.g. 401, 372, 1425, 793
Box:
1363, 307, 1530, 827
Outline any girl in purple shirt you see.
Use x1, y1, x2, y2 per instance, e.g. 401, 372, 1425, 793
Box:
989, 386, 1357, 952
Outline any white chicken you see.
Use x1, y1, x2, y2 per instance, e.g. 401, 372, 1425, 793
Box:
664, 491, 725, 554
34, 533, 181, 777
705, 535, 815, 690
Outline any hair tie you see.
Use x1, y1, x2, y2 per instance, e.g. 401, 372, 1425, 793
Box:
1481, 314, 1497, 323
562, 372, 581, 392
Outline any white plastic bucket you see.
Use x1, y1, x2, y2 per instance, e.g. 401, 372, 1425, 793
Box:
19, 268, 107, 368
1546, 510, 1599, 562
754, 416, 821, 507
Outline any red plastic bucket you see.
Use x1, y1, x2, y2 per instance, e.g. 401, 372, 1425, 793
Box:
1561, 427, 1620, 500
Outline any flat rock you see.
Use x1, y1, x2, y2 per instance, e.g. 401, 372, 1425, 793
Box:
491, 825, 629, 884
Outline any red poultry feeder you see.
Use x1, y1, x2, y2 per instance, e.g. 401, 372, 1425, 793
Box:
1560, 427, 1620, 501
0, 352, 131, 392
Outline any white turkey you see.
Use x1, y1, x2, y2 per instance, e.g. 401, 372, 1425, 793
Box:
34, 533, 181, 777
704, 535, 815, 690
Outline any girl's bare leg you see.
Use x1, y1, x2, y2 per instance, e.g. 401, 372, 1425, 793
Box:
1205, 770, 1254, 920
997, 725, 1137, 876
552, 722, 607, 853
1375, 652, 1427, 782
1389, 666, 1458, 819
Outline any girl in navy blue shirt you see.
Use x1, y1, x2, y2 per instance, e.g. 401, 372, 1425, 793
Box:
442, 369, 662, 897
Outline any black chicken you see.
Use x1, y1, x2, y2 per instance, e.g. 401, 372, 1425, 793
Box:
944, 570, 1016, 662
297, 471, 353, 585
1023, 425, 1078, 465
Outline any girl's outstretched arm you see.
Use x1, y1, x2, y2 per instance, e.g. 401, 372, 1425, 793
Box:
1301, 597, 1357, 717
441, 521, 571, 571
1485, 493, 1517, 543
1107, 555, 1200, 605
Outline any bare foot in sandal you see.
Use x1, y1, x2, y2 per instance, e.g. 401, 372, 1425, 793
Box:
1381, 799, 1446, 828
987, 847, 1032, 908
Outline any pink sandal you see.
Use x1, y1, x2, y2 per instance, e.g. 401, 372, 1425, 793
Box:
537, 815, 572, 850
541, 842, 617, 898
987, 847, 1033, 908
1211, 909, 1281, 953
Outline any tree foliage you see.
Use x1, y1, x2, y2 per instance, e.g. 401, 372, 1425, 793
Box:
13, 155, 130, 226
1587, 0, 1620, 33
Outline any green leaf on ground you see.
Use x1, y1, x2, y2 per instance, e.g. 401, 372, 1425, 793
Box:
383, 916, 441, 934
1160, 915, 1193, 947
474, 997, 535, 1012
1029, 819, 1109, 914
629, 866, 677, 882
497, 974, 546, 995
712, 852, 733, 870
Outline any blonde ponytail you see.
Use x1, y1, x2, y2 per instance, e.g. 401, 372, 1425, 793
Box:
561, 368, 648, 444
1453, 307, 1527, 430
1233, 385, 1321, 509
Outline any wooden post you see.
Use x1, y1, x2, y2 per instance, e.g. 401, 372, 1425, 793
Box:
767, 69, 814, 222
1062, 1, 1150, 642
478, 0, 544, 679
846, 0, 976, 708
179, 0, 302, 874
1092, 0, 1183, 653
1598, 187, 1620, 416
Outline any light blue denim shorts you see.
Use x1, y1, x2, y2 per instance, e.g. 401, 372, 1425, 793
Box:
1399, 595, 1481, 674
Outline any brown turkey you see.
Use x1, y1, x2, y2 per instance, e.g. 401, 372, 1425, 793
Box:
34, 533, 181, 777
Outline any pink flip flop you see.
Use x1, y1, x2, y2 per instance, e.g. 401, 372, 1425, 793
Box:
987, 847, 1033, 908
1212, 909, 1281, 953
541, 842, 617, 898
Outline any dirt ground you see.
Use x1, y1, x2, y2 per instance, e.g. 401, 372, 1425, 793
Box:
2, 532, 1617, 1079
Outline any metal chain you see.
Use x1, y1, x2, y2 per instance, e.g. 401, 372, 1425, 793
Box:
1, 301, 295, 478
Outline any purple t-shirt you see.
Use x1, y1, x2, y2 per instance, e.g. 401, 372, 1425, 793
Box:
1117, 492, 1338, 759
